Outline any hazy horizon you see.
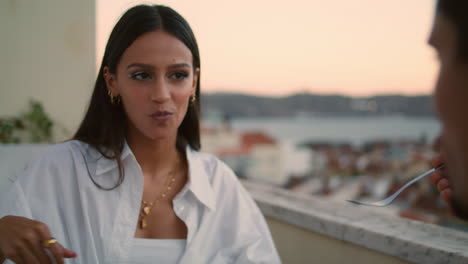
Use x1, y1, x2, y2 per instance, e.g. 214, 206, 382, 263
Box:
201, 89, 433, 98
97, 0, 438, 97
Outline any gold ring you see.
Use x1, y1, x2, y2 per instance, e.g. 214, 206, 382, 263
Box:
42, 238, 58, 248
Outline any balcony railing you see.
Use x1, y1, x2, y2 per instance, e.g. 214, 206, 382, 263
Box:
242, 180, 468, 264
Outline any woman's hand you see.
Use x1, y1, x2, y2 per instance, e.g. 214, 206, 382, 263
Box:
430, 155, 452, 204
0, 216, 76, 264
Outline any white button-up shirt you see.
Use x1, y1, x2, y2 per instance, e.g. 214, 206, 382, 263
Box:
0, 140, 281, 263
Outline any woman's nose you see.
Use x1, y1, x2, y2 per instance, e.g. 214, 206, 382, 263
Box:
150, 78, 171, 103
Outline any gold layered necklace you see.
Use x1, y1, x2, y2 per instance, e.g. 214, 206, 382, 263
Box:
138, 161, 178, 229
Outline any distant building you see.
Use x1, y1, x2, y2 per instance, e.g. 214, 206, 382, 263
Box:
201, 123, 310, 186
200, 125, 240, 155
241, 132, 284, 185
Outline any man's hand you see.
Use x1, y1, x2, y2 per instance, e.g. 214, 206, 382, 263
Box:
430, 155, 452, 204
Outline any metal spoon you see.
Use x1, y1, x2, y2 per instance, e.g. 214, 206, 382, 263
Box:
347, 165, 444, 207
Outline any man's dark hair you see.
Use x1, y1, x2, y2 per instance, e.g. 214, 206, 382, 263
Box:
73, 5, 201, 190
437, 0, 468, 61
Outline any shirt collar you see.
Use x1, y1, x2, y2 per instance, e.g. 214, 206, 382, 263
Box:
95, 141, 133, 176
95, 141, 216, 211
185, 146, 217, 211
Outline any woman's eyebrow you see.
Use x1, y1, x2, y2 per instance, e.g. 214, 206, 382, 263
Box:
126, 63, 191, 69
127, 63, 154, 69
167, 63, 191, 69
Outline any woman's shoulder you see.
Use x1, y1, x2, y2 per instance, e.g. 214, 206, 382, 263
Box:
189, 150, 265, 232
30, 140, 90, 164
189, 149, 249, 199
48, 139, 90, 152
15, 140, 91, 183
189, 149, 237, 181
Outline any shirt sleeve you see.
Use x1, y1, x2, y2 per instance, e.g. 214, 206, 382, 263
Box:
0, 143, 68, 220
0, 147, 59, 264
234, 184, 282, 264
0, 178, 32, 219
0, 179, 33, 264
218, 162, 282, 264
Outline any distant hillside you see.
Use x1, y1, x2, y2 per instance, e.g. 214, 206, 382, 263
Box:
202, 92, 435, 118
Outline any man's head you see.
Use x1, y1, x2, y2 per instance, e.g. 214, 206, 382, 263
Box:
429, 0, 468, 220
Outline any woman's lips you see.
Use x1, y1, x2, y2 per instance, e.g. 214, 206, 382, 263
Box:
150, 111, 174, 121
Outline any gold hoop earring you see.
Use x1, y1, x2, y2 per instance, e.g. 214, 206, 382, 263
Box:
108, 90, 120, 105
108, 90, 115, 104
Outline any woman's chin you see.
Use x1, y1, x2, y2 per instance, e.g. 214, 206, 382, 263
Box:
143, 131, 174, 141
132, 124, 178, 142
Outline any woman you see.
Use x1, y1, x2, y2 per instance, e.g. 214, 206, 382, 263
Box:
0, 5, 280, 264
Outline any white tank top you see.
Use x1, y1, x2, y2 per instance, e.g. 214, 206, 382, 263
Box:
120, 238, 186, 264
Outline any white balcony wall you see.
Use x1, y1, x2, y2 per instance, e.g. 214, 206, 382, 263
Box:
0, 0, 96, 140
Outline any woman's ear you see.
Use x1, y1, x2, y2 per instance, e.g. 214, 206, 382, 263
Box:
192, 68, 200, 92
103, 66, 119, 95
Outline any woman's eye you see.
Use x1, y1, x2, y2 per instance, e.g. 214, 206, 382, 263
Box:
129, 71, 152, 80
170, 71, 189, 80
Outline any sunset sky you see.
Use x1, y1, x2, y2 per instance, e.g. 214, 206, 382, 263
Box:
97, 0, 438, 97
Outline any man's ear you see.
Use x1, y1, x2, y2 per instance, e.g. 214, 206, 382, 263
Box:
103, 66, 119, 95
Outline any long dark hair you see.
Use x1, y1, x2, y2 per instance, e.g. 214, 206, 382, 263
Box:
73, 5, 201, 190
437, 0, 468, 61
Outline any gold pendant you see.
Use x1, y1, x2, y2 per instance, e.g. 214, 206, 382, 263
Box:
143, 206, 151, 215
141, 218, 147, 229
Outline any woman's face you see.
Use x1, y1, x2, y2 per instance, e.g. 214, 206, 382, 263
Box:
104, 30, 199, 142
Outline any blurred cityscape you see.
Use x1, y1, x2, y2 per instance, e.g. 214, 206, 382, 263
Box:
201, 113, 468, 232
